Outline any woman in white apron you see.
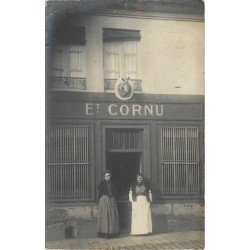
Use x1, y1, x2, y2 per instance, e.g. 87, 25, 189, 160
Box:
129, 174, 152, 235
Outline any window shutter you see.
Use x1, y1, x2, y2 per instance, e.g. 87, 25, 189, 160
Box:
103, 28, 141, 42
160, 127, 200, 195
46, 125, 91, 200
54, 26, 86, 45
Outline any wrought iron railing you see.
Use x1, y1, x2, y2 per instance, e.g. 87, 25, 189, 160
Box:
50, 77, 87, 90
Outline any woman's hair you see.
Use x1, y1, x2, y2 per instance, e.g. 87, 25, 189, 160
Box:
103, 169, 112, 177
136, 173, 144, 179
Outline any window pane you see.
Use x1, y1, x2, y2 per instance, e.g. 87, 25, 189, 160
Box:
124, 41, 137, 79
51, 44, 86, 79
103, 39, 139, 82
124, 72, 137, 79
51, 45, 63, 77
124, 41, 137, 53
68, 45, 86, 77
124, 54, 137, 71
103, 42, 120, 79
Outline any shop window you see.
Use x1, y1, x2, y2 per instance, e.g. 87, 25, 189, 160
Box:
159, 127, 200, 196
103, 28, 142, 91
50, 26, 87, 91
46, 125, 92, 200
106, 129, 143, 151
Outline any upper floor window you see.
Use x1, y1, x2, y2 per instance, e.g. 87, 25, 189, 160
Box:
103, 28, 142, 91
52, 44, 86, 78
50, 26, 87, 91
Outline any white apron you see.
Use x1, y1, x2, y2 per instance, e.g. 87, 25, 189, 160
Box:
130, 195, 152, 235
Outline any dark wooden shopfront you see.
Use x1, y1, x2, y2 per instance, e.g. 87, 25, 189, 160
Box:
46, 92, 204, 230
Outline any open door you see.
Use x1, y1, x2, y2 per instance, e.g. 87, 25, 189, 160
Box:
107, 152, 141, 201
106, 152, 141, 230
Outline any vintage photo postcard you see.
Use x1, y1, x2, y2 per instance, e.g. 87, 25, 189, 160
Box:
45, 0, 205, 248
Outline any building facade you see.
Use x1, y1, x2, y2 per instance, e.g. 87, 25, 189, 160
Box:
45, 0, 204, 241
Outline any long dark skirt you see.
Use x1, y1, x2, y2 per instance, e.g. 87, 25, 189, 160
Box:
97, 195, 119, 237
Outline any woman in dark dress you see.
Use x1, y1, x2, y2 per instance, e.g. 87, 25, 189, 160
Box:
97, 170, 119, 238
129, 173, 152, 235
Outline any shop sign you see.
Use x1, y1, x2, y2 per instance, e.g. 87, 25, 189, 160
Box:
50, 101, 203, 120
85, 103, 164, 117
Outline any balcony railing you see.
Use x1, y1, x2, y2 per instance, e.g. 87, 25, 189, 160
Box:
104, 79, 142, 91
50, 77, 87, 90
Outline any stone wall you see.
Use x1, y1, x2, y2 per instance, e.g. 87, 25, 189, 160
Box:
46, 204, 99, 241
151, 203, 204, 234
46, 202, 204, 241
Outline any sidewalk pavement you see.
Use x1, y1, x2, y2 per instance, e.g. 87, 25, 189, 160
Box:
46, 230, 204, 249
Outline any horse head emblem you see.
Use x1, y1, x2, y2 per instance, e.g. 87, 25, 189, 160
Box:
115, 77, 134, 100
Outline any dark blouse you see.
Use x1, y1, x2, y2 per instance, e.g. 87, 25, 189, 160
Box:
130, 181, 151, 202
97, 180, 117, 201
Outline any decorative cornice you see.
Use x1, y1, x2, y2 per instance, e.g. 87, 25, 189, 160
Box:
46, 1, 204, 23
50, 77, 87, 90
104, 79, 142, 91
87, 11, 204, 22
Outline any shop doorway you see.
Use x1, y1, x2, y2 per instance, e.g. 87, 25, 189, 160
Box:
106, 152, 141, 230
103, 126, 150, 231
107, 152, 141, 201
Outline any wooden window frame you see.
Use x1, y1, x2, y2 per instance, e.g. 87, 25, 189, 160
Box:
51, 44, 87, 78
103, 28, 142, 92
103, 41, 139, 79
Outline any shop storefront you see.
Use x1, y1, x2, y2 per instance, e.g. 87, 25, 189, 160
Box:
46, 92, 204, 239
45, 0, 204, 240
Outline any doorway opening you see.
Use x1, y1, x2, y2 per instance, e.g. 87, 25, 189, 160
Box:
107, 152, 141, 201
106, 152, 141, 230
105, 127, 144, 231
